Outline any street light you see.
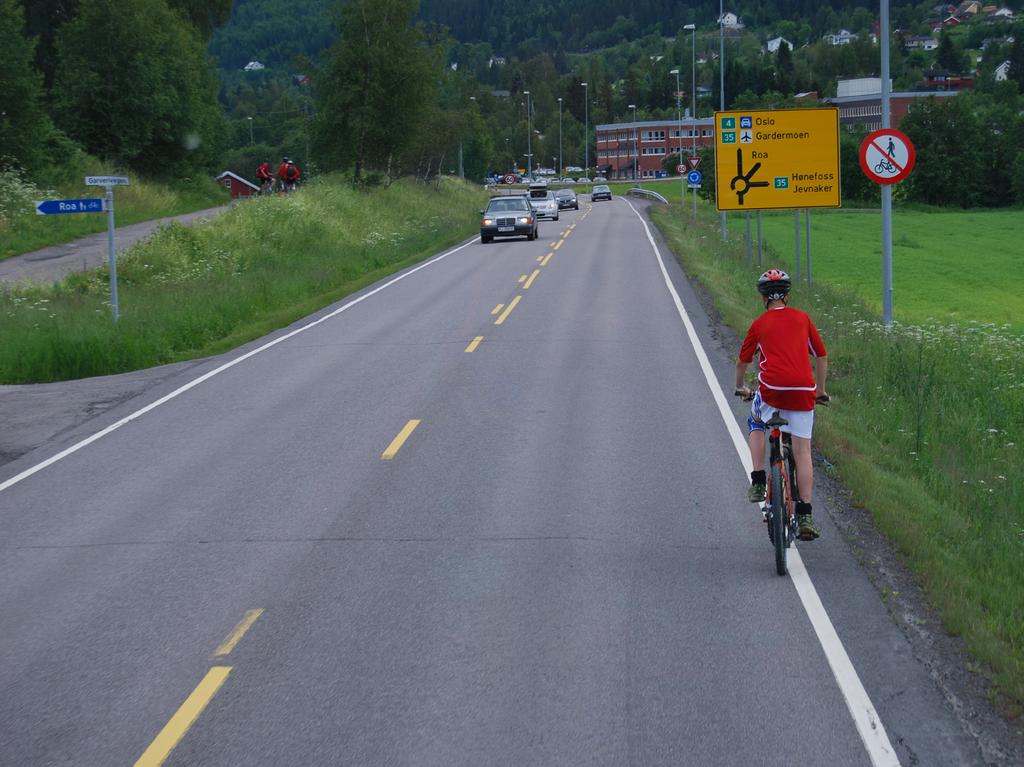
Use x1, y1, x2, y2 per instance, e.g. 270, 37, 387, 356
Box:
581, 82, 588, 178
246, 116, 254, 146
557, 97, 563, 178
459, 96, 475, 179
670, 67, 683, 207
719, 2, 727, 239
684, 22, 698, 221
524, 90, 532, 178
628, 103, 637, 181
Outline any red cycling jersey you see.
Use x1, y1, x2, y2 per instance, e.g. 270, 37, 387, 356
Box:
739, 306, 827, 411
276, 162, 301, 182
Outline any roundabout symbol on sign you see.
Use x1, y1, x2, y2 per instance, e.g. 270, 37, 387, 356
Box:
859, 128, 915, 185
687, 170, 703, 187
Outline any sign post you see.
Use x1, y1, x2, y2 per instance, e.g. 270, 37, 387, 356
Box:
713, 108, 841, 211
859, 127, 916, 326
35, 199, 104, 215
859, 128, 915, 185
687, 156, 701, 222
713, 108, 839, 275
85, 176, 130, 321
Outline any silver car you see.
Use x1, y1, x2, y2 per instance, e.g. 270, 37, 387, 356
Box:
528, 190, 560, 221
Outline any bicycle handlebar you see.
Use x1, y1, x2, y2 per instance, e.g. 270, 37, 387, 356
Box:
734, 388, 831, 405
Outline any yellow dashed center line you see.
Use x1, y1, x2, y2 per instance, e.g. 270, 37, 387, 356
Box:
536, 255, 544, 263
494, 295, 521, 325
517, 274, 527, 283
134, 667, 232, 767
540, 253, 553, 267
381, 419, 421, 460
212, 609, 264, 658
522, 270, 540, 290
465, 336, 484, 353
552, 239, 564, 251
491, 303, 505, 315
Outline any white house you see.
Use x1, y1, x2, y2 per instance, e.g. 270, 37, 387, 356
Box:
767, 36, 792, 53
719, 12, 743, 28
825, 29, 858, 45
906, 35, 939, 50
995, 60, 1012, 80
243, 61, 265, 71
993, 7, 1014, 17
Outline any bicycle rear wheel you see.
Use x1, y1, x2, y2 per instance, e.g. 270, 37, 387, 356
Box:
770, 464, 787, 576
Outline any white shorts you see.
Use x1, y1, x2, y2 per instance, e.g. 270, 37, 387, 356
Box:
750, 391, 815, 440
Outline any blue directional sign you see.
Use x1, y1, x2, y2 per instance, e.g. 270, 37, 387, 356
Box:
35, 198, 104, 215
687, 170, 703, 187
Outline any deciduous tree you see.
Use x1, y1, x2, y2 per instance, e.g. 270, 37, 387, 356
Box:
51, 0, 225, 175
314, 0, 437, 180
0, 0, 55, 172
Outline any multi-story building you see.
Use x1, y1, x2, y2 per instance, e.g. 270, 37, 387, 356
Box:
594, 118, 716, 180
825, 78, 960, 131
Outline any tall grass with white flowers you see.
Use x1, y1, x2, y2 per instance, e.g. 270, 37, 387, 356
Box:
651, 203, 1024, 714
0, 175, 487, 383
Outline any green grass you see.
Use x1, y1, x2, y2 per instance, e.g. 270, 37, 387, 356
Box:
0, 175, 488, 383
0, 171, 229, 260
651, 203, 1024, 715
755, 208, 1024, 331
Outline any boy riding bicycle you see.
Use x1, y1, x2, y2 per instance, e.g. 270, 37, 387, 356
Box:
734, 269, 828, 541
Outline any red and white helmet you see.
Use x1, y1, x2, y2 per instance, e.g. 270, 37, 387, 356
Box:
757, 269, 791, 300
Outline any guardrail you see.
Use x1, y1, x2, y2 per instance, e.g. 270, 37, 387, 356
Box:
626, 186, 669, 204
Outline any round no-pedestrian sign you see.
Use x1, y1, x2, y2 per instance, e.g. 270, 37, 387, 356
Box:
859, 128, 915, 185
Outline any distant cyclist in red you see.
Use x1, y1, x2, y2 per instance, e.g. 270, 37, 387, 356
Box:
276, 157, 301, 191
256, 160, 273, 193
734, 269, 828, 540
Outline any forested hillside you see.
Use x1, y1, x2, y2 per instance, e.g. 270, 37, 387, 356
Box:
418, 0, 932, 54
209, 0, 333, 71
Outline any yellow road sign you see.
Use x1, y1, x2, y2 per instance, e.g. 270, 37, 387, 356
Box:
713, 108, 841, 211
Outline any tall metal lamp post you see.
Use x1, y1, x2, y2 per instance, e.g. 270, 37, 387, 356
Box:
524, 90, 532, 179
459, 95, 475, 179
246, 116, 254, 146
628, 103, 637, 181
557, 97, 563, 178
685, 22, 698, 221
581, 81, 589, 178
670, 67, 682, 205
719, 1, 727, 239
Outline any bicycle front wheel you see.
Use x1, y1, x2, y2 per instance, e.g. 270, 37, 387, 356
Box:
770, 464, 787, 576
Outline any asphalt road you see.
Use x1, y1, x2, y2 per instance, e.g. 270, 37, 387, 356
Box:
0, 198, 984, 765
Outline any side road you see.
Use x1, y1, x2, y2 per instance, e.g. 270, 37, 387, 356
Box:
0, 205, 230, 285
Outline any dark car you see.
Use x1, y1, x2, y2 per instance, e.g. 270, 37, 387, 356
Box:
480, 196, 537, 243
554, 188, 579, 210
591, 184, 612, 202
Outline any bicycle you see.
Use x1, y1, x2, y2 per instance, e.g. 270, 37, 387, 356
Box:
736, 389, 829, 576
258, 178, 275, 195
874, 158, 896, 175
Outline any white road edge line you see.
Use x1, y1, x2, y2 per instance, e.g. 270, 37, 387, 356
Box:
0, 237, 478, 495
624, 199, 900, 767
